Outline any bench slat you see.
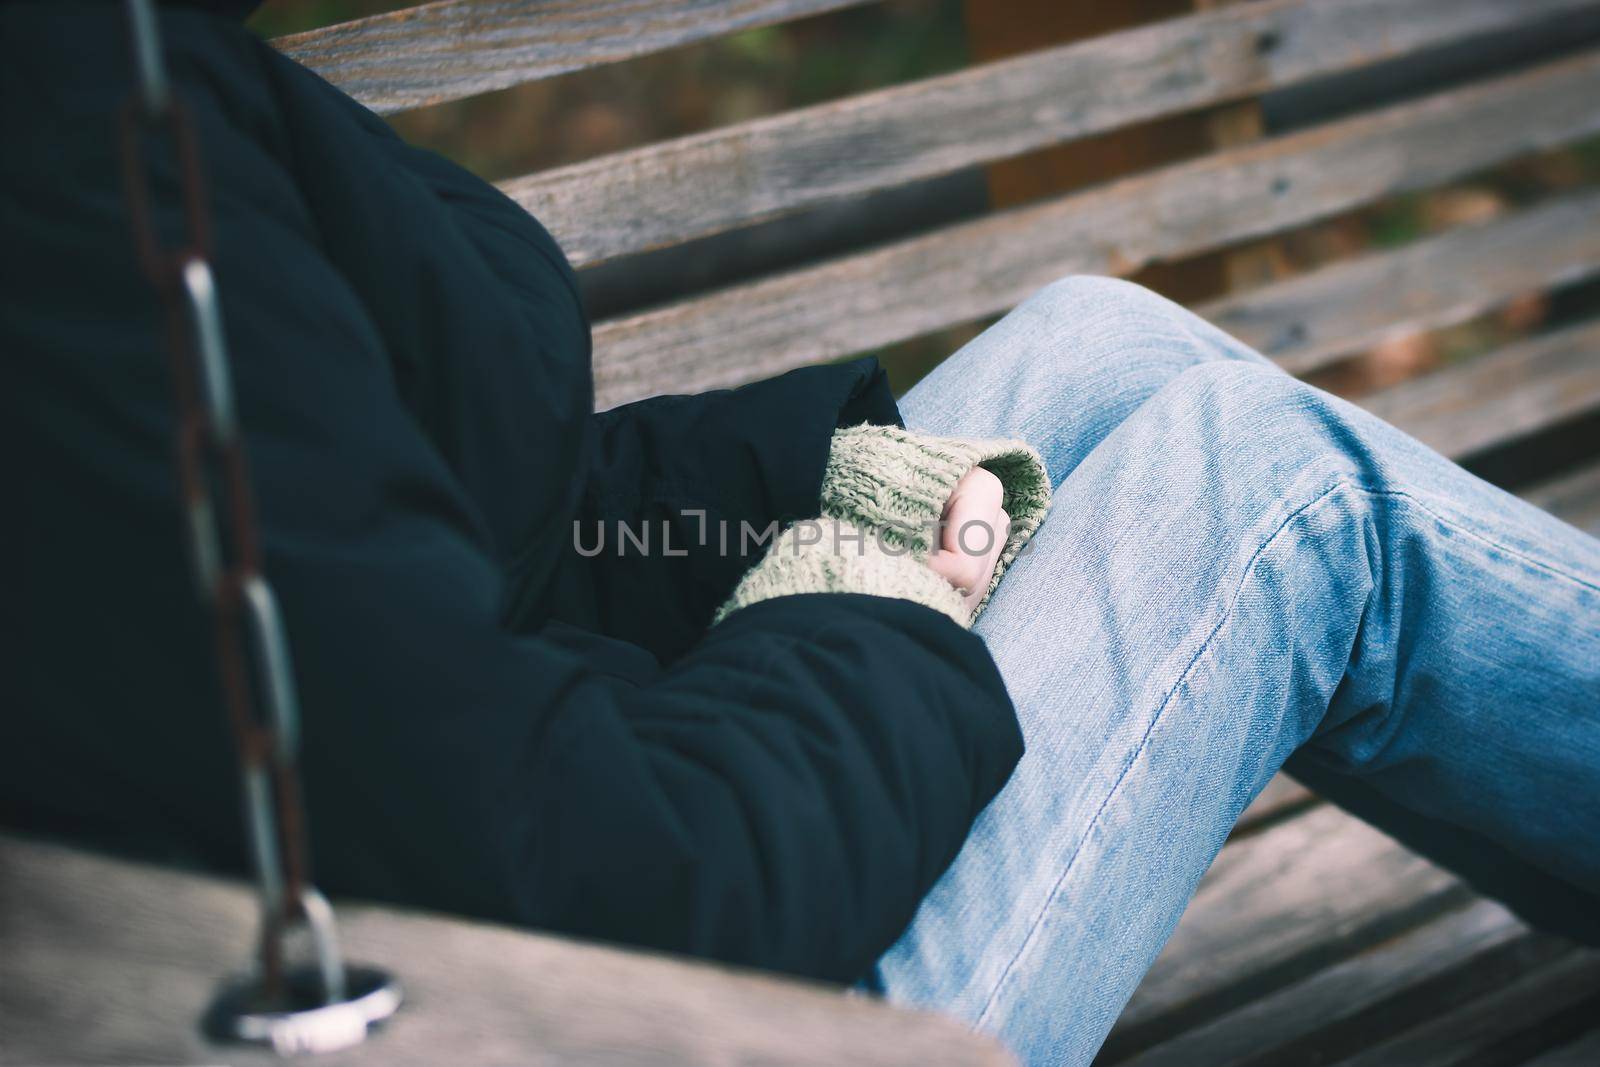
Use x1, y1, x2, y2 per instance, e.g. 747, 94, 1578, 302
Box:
1101, 805, 1467, 1061
1361, 317, 1600, 460
1336, 950, 1600, 1067
0, 834, 1009, 1066
503, 0, 1600, 268
1523, 1026, 1600, 1067
273, 0, 872, 114
590, 50, 1600, 410
1196, 189, 1600, 377
1118, 899, 1560, 1067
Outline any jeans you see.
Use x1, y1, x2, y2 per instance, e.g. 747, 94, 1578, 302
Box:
872, 276, 1600, 1065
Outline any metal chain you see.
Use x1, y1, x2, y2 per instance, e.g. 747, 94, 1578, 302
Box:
117, 0, 344, 1007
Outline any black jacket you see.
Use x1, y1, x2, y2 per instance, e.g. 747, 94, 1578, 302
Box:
2, 2, 1023, 983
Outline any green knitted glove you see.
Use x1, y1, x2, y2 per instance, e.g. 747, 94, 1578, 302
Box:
821, 424, 1051, 615
713, 424, 1051, 627
713, 518, 970, 626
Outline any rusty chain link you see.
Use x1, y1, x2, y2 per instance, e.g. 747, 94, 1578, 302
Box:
117, 0, 344, 1008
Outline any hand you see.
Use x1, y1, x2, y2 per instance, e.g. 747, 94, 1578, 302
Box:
927, 466, 1009, 617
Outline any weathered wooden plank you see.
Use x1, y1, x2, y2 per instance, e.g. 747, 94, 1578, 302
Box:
1116, 899, 1564, 1067
1522, 460, 1600, 538
958, 0, 1251, 309
1361, 317, 1600, 461
1099, 805, 1468, 1061
1186, 0, 1284, 301
1334, 949, 1600, 1067
273, 0, 872, 114
0, 834, 1011, 1067
590, 50, 1600, 410
1196, 189, 1600, 377
1522, 1027, 1600, 1066
504, 0, 1600, 268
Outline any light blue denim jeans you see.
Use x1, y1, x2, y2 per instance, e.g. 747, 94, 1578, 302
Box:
873, 276, 1600, 1065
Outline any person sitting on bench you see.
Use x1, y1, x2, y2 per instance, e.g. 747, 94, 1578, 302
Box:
5, 3, 1597, 1063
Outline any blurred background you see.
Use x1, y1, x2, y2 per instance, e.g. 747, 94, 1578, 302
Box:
253, 0, 1600, 494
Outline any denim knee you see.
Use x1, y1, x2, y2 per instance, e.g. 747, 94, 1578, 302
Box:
1025, 273, 1275, 372
1156, 360, 1363, 489
1022, 274, 1173, 321
976, 275, 1202, 401
902, 275, 1281, 481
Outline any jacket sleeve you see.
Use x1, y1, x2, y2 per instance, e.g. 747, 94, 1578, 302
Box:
262, 347, 1022, 983
250, 41, 1025, 981
282, 56, 909, 658
258, 40, 594, 619
546, 362, 906, 659
7, 11, 1024, 986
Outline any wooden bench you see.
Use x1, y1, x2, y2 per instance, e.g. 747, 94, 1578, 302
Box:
6, 0, 1600, 1062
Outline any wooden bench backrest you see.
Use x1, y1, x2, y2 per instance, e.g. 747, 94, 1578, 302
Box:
8, 3, 1600, 1064
276, 0, 1600, 471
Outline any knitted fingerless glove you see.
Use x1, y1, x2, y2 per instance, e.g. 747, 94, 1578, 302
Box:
714, 518, 972, 626
715, 424, 1051, 627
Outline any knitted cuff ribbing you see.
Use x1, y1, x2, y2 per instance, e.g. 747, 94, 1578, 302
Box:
712, 519, 970, 627
820, 424, 1052, 615
711, 425, 1052, 629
